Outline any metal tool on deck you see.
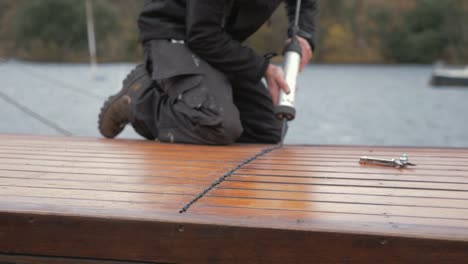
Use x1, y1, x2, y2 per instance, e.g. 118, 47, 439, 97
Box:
275, 0, 303, 144
359, 154, 416, 168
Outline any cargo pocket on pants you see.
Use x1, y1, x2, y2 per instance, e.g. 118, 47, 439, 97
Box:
169, 75, 223, 129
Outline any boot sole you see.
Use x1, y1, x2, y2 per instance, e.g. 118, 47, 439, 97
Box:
98, 64, 148, 138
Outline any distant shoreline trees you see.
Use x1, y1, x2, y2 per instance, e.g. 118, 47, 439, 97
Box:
0, 0, 467, 64
14, 0, 118, 61
377, 0, 467, 64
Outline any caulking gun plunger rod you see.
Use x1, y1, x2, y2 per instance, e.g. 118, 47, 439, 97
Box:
275, 0, 303, 143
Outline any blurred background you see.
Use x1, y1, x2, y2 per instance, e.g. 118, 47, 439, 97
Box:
1, 0, 468, 146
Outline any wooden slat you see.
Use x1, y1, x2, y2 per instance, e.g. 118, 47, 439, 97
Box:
0, 177, 211, 194
0, 146, 263, 158
242, 164, 468, 176
265, 151, 468, 159
278, 146, 468, 154
228, 175, 468, 191
0, 164, 227, 176
208, 188, 468, 209
20, 145, 259, 154
0, 139, 266, 152
258, 156, 468, 164
0, 170, 217, 183
0, 200, 181, 222
1, 195, 187, 210
0, 157, 236, 169
0, 186, 196, 203
236, 169, 468, 182
253, 159, 468, 169
195, 196, 468, 220
221, 181, 468, 199
0, 152, 242, 163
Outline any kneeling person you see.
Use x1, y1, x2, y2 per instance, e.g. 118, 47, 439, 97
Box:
99, 0, 316, 145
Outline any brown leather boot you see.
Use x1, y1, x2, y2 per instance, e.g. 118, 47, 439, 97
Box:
98, 64, 153, 139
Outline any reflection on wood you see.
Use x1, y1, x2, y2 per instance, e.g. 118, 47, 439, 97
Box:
0, 134, 467, 263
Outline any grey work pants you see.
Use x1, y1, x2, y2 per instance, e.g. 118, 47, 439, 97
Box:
130, 40, 282, 145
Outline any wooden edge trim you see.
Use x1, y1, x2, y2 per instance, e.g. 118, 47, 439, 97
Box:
1, 212, 468, 264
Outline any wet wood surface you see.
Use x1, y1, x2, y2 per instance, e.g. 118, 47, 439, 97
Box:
0, 134, 467, 263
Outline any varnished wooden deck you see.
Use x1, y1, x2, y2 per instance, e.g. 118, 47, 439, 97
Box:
0, 135, 467, 263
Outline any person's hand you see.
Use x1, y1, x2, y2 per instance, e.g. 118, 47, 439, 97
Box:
291, 36, 313, 72
265, 64, 290, 105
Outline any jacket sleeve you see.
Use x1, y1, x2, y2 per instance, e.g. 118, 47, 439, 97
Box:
285, 0, 318, 51
185, 0, 269, 83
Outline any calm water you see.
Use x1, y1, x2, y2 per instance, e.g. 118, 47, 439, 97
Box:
292, 64, 468, 147
1, 61, 468, 147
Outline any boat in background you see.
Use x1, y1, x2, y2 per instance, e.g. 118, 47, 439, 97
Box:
431, 62, 468, 86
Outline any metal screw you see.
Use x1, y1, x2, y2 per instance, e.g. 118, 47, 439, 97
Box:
178, 225, 185, 232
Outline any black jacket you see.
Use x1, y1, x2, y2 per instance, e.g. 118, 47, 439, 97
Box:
138, 0, 317, 83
